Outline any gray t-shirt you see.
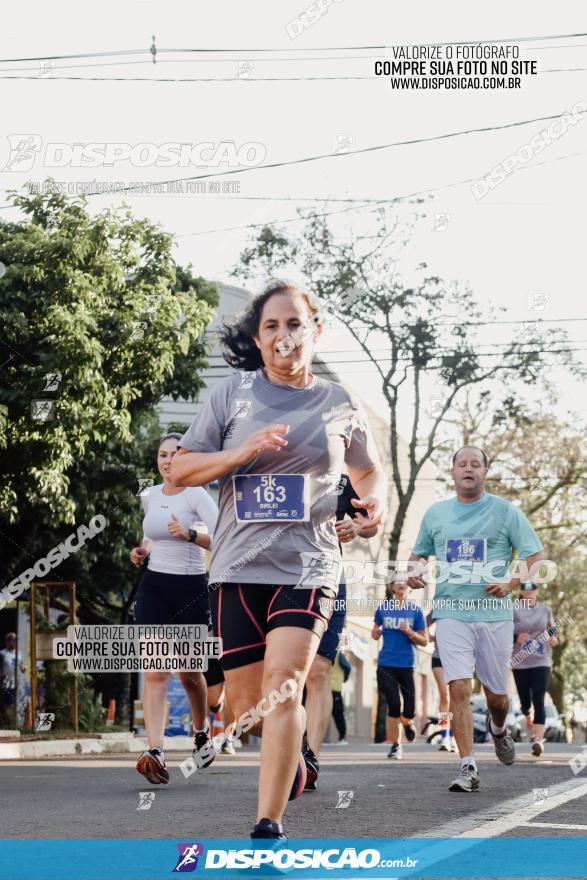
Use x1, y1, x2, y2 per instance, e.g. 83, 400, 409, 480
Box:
179, 369, 380, 590
512, 601, 555, 668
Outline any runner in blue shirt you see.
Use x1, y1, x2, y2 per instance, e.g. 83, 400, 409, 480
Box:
372, 581, 428, 759
407, 446, 544, 792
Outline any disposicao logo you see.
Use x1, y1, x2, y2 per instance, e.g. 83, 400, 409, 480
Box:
173, 843, 204, 873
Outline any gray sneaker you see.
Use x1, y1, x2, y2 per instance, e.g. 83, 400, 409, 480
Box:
449, 763, 480, 792
488, 718, 516, 765
387, 743, 402, 760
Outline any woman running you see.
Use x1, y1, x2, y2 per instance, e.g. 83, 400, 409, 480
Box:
512, 582, 558, 757
171, 280, 386, 839
372, 581, 428, 759
130, 432, 219, 784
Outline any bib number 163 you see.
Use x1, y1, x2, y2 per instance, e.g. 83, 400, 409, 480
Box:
252, 475, 286, 503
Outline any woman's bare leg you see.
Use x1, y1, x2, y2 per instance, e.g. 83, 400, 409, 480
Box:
143, 671, 172, 749
257, 627, 320, 823
178, 671, 208, 730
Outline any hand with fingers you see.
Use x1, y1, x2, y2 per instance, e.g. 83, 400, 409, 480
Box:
335, 517, 362, 544
168, 514, 189, 541
130, 546, 148, 565
232, 424, 290, 466
485, 580, 515, 598
406, 560, 427, 590
350, 494, 385, 530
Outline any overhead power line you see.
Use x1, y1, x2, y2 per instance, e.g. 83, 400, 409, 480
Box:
0, 107, 580, 212
0, 74, 374, 82
1, 32, 586, 64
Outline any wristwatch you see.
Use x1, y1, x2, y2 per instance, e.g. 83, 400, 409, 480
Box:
188, 528, 198, 544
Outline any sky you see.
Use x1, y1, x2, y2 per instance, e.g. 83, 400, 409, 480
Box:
2, 0, 587, 439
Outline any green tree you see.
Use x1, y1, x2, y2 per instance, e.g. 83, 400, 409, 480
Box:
0, 186, 218, 725
0, 186, 216, 567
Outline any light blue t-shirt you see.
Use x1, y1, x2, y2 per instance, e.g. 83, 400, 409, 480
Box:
412, 493, 543, 622
374, 601, 426, 668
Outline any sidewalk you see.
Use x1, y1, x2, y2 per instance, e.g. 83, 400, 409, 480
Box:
0, 732, 195, 760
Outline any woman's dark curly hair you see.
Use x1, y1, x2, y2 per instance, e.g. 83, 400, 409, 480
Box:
218, 279, 322, 371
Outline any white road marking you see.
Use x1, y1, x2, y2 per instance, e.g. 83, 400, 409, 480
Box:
456, 778, 587, 838
518, 821, 587, 831
407, 778, 587, 878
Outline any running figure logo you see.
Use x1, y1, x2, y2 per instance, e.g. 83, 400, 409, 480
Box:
36, 712, 55, 731
137, 791, 156, 811
3, 134, 42, 171
173, 843, 204, 873
43, 372, 62, 392
136, 478, 154, 497
335, 790, 354, 809
532, 788, 548, 805
296, 551, 338, 589
31, 400, 54, 421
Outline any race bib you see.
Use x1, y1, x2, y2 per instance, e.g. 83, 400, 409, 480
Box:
233, 474, 309, 523
445, 538, 487, 563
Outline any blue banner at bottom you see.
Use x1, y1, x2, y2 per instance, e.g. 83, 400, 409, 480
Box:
0, 838, 585, 879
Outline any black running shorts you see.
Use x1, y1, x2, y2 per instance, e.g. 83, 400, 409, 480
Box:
133, 569, 224, 686
133, 569, 212, 626
210, 582, 336, 671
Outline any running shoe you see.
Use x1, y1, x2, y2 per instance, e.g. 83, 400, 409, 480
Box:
193, 726, 216, 769
136, 748, 170, 785
334, 738, 349, 746
438, 741, 451, 752
449, 763, 480, 793
251, 818, 287, 840
531, 738, 545, 757
303, 746, 319, 791
220, 738, 236, 756
289, 754, 307, 800
487, 717, 516, 765
387, 743, 402, 760
402, 721, 417, 742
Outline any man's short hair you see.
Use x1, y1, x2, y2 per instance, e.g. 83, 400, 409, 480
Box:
452, 446, 489, 468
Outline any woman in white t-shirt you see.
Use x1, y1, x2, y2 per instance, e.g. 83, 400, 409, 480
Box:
129, 432, 219, 785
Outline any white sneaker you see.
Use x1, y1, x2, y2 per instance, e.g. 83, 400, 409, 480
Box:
334, 738, 349, 746
531, 738, 545, 757
449, 763, 480, 792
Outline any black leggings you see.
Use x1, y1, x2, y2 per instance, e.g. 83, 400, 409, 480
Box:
332, 691, 346, 739
512, 666, 550, 725
377, 666, 415, 719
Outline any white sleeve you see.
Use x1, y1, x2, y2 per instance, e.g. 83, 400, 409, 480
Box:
140, 492, 149, 542
189, 488, 219, 548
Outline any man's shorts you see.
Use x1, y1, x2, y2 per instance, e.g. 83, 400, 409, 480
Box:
317, 582, 346, 663
435, 618, 514, 694
210, 582, 336, 671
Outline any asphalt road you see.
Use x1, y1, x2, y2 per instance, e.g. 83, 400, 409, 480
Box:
2, 740, 586, 841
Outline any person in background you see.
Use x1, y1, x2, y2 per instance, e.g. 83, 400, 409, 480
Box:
372, 581, 428, 759
0, 633, 24, 728
512, 582, 558, 757
330, 650, 351, 745
130, 432, 219, 785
